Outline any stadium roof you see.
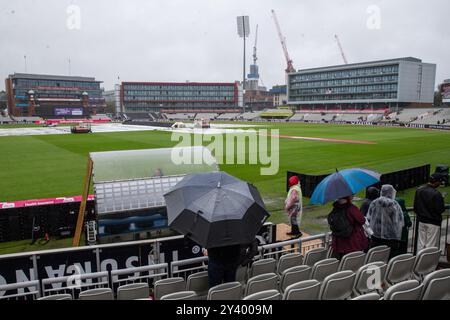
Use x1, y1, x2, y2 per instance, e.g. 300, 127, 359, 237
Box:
292, 57, 426, 74
8, 73, 102, 82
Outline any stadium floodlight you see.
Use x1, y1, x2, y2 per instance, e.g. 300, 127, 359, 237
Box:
236, 16, 250, 112
236, 16, 250, 38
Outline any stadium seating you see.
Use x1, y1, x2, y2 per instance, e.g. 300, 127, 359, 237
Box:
420, 269, 450, 300
303, 247, 328, 267
216, 113, 240, 120
338, 251, 366, 272
186, 271, 209, 299
244, 273, 279, 297
384, 254, 415, 286
243, 289, 282, 300
117, 283, 149, 300
277, 253, 303, 275
3, 236, 449, 301
364, 245, 391, 264
160, 291, 197, 300
289, 113, 304, 121
412, 247, 441, 281
194, 113, 218, 120
353, 262, 387, 296
282, 280, 321, 300
310, 258, 340, 282
319, 270, 356, 300
37, 293, 72, 300
78, 288, 114, 300
207, 282, 242, 300
351, 292, 381, 300
248, 258, 277, 278
153, 277, 186, 300
279, 265, 311, 293
383, 280, 423, 300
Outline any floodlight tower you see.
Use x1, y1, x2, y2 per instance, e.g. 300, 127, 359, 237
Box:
237, 16, 250, 112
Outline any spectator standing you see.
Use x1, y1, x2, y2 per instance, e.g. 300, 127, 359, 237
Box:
414, 174, 446, 252
204, 244, 242, 288
328, 196, 369, 260
284, 176, 303, 237
360, 187, 380, 216
396, 197, 412, 254
367, 185, 404, 258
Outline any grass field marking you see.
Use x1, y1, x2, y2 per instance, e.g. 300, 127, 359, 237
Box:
270, 133, 376, 145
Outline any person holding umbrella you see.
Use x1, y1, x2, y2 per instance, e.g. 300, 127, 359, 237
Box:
285, 176, 303, 237
163, 171, 270, 288
309, 168, 381, 259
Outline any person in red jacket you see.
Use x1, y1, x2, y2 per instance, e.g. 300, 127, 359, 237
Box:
330, 196, 369, 260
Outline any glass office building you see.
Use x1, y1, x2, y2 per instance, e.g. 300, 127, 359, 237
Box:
120, 82, 239, 113
5, 73, 106, 117
288, 57, 436, 110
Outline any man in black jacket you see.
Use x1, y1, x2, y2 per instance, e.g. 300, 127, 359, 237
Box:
414, 174, 446, 252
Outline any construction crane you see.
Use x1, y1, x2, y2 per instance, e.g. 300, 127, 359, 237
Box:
334, 34, 348, 64
271, 9, 295, 74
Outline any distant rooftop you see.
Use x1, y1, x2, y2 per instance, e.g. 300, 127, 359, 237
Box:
293, 57, 427, 74
8, 73, 102, 82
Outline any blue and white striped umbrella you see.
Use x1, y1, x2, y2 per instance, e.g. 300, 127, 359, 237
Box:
309, 168, 381, 205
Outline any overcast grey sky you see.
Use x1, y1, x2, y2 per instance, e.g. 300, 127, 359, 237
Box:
0, 0, 448, 90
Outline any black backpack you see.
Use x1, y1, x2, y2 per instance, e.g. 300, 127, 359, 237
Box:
327, 207, 353, 238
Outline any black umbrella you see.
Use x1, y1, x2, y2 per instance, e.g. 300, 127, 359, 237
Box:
163, 171, 270, 249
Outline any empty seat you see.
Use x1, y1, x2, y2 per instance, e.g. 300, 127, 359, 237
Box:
249, 258, 277, 278
351, 292, 380, 300
282, 280, 321, 300
243, 289, 282, 300
78, 288, 113, 300
319, 271, 356, 300
413, 247, 441, 281
385, 254, 415, 286
207, 282, 242, 300
153, 277, 186, 300
38, 293, 72, 300
244, 273, 279, 297
117, 282, 149, 300
364, 245, 391, 264
304, 248, 327, 267
420, 269, 450, 300
338, 251, 366, 272
310, 258, 339, 282
186, 271, 209, 299
277, 253, 303, 275
160, 291, 197, 300
279, 265, 311, 293
383, 280, 423, 300
353, 262, 387, 296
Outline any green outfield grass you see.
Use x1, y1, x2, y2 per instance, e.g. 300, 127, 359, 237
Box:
0, 122, 449, 250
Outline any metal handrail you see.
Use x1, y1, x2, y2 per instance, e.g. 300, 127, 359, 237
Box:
0, 280, 40, 300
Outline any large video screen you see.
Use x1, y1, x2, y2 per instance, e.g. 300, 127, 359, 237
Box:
441, 83, 450, 102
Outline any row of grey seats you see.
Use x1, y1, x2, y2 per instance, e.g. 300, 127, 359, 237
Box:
37, 246, 445, 300
156, 246, 446, 300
